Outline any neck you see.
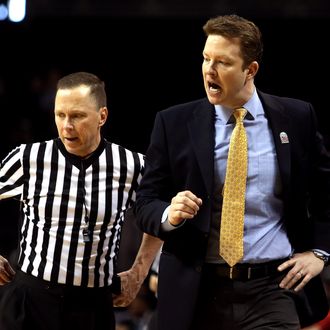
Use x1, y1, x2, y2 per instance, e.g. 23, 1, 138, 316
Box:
231, 83, 255, 109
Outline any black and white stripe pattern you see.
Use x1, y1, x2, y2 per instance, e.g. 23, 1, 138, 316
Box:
0, 138, 144, 287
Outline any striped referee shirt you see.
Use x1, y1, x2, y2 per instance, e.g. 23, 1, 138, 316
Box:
0, 137, 144, 287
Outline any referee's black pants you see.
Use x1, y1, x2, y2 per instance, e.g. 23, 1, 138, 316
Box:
0, 270, 116, 330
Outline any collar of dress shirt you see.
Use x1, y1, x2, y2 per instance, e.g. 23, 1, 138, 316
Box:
214, 88, 263, 124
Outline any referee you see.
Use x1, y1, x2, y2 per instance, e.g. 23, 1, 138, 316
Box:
0, 71, 161, 330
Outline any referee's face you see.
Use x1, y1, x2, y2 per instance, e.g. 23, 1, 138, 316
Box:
54, 85, 108, 157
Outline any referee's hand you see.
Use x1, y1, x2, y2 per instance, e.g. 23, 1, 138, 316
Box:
0, 255, 15, 285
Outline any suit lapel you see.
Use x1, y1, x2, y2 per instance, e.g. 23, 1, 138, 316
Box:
187, 100, 215, 195
259, 92, 291, 201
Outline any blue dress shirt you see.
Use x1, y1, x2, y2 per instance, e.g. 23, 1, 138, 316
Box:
206, 89, 293, 264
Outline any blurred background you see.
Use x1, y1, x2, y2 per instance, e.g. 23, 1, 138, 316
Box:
1, 0, 330, 156
1, 1, 330, 328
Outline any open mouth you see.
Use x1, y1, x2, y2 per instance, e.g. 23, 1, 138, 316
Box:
65, 137, 78, 142
208, 81, 221, 92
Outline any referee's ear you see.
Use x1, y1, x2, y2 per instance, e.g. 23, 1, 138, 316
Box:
99, 106, 108, 127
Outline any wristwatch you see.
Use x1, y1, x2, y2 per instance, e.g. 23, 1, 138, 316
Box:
311, 250, 329, 265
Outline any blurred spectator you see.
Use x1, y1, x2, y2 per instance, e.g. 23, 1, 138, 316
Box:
28, 68, 62, 141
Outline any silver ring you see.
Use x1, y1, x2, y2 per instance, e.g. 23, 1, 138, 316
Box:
298, 271, 303, 277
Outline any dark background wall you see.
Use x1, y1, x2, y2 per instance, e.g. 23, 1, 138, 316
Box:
1, 1, 330, 255
1, 1, 330, 155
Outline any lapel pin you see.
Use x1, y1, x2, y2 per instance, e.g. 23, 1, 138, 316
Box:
279, 132, 289, 144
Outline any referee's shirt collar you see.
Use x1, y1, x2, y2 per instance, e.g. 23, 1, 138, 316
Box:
55, 137, 106, 168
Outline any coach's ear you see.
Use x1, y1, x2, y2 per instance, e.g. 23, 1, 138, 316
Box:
245, 61, 259, 80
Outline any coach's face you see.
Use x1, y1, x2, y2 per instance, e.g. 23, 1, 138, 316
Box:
54, 85, 108, 157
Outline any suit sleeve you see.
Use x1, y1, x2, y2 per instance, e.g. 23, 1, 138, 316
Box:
134, 112, 174, 239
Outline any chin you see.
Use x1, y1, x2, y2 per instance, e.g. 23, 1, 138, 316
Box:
64, 145, 77, 155
207, 94, 221, 105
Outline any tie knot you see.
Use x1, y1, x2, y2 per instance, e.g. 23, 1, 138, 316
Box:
234, 108, 247, 123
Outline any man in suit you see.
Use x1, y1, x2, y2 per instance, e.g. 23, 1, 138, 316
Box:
134, 14, 330, 330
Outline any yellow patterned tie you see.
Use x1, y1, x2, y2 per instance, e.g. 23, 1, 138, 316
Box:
219, 108, 248, 267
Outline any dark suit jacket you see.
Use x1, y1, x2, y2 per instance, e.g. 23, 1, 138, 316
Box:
135, 90, 330, 330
